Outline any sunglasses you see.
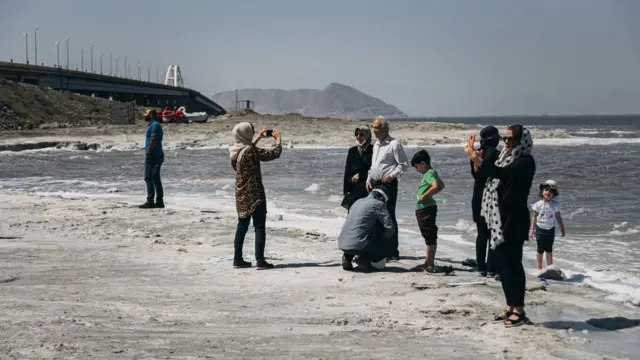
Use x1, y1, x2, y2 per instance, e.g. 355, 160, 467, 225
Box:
502, 136, 514, 142
355, 131, 369, 137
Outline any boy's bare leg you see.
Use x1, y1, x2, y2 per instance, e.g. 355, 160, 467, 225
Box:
536, 253, 543, 270
545, 252, 553, 267
426, 245, 437, 268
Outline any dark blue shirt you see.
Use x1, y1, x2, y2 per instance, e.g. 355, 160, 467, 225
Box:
145, 121, 164, 158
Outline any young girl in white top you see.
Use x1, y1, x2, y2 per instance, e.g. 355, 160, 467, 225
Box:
530, 180, 566, 271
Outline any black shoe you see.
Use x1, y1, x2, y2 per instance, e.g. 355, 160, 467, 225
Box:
354, 256, 376, 273
138, 202, 155, 209
256, 260, 274, 270
154, 201, 165, 208
233, 259, 252, 268
386, 255, 400, 262
341, 255, 354, 271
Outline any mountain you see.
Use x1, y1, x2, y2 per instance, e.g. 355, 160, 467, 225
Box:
211, 83, 408, 119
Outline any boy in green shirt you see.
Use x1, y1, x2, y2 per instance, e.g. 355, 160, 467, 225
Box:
411, 150, 446, 273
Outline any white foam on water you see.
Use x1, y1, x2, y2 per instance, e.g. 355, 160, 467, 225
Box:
304, 183, 320, 192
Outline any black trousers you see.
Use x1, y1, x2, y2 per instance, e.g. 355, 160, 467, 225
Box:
474, 218, 495, 273
385, 179, 399, 257
493, 237, 526, 307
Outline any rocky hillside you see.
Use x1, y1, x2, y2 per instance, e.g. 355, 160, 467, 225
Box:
212, 82, 408, 119
0, 79, 145, 131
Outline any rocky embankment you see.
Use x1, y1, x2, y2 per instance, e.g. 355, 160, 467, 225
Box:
0, 78, 146, 131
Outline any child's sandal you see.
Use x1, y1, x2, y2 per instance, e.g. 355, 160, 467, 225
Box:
504, 312, 530, 328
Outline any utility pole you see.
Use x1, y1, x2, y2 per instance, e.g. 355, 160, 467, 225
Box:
99, 53, 103, 74
124, 56, 128, 77
65, 37, 70, 69
23, 33, 28, 64
115, 57, 118, 76
90, 44, 94, 72
55, 41, 60, 67
109, 52, 112, 75
81, 48, 84, 70
34, 28, 38, 65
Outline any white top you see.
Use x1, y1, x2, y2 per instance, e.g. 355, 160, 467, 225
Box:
367, 135, 409, 183
531, 200, 561, 230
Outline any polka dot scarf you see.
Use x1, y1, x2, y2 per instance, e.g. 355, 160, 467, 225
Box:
481, 127, 533, 249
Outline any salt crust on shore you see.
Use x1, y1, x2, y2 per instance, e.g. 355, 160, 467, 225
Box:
1, 192, 638, 359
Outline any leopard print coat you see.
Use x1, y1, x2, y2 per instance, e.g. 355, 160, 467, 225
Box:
233, 144, 283, 219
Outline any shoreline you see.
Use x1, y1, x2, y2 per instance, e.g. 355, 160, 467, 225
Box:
1, 191, 638, 359
0, 115, 580, 152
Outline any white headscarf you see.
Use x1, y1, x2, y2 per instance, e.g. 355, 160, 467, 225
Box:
229, 122, 254, 165
481, 127, 533, 249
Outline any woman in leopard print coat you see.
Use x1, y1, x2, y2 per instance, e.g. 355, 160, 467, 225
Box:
229, 122, 283, 269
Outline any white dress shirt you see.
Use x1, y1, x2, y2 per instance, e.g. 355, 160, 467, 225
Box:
367, 135, 409, 182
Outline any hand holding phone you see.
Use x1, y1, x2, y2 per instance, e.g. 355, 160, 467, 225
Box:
265, 129, 273, 137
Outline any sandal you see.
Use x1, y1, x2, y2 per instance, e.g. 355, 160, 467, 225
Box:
424, 265, 454, 275
492, 310, 512, 322
504, 311, 530, 328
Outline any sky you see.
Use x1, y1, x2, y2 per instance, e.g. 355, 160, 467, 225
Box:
1, 0, 639, 117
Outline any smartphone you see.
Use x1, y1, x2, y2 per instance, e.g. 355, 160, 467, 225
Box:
265, 129, 273, 137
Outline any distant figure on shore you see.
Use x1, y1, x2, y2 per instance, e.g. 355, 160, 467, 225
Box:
342, 125, 373, 211
230, 122, 283, 270
338, 185, 395, 272
530, 180, 565, 274
465, 124, 536, 328
471, 126, 501, 278
366, 116, 409, 261
139, 109, 165, 209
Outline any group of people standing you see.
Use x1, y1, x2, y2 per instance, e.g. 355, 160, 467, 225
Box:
139, 108, 567, 327
338, 118, 542, 327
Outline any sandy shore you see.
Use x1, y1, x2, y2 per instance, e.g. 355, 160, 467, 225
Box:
0, 114, 572, 151
1, 192, 638, 359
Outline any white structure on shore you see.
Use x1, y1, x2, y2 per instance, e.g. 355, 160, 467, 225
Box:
164, 65, 184, 88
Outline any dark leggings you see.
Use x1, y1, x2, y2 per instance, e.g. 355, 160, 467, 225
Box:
493, 237, 526, 307
474, 218, 495, 273
233, 202, 267, 262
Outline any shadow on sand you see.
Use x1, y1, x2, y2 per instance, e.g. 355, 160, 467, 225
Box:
537, 317, 640, 332
274, 262, 341, 269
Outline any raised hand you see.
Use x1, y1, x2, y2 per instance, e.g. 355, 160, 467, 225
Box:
464, 134, 476, 158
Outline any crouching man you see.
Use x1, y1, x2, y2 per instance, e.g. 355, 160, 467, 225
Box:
338, 185, 395, 272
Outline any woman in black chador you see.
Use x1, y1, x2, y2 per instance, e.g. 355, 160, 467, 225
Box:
465, 124, 536, 328
341, 126, 373, 211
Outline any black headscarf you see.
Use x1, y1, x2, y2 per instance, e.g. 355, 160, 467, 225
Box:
479, 125, 500, 151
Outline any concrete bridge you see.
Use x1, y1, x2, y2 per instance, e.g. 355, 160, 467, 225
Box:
0, 61, 227, 116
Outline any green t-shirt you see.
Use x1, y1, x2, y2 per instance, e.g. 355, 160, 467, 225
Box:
416, 168, 441, 209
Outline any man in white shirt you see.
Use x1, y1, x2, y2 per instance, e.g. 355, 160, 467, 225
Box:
366, 116, 409, 260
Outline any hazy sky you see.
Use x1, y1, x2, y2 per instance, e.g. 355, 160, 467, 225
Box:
1, 0, 639, 116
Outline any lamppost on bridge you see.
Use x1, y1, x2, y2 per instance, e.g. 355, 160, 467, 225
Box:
34, 28, 38, 65
115, 57, 118, 77
147, 66, 150, 82
90, 45, 94, 73
99, 53, 103, 74
124, 56, 128, 78
137, 60, 141, 80
156, 67, 159, 83
109, 52, 112, 75
81, 48, 84, 71
127, 61, 131, 80
54, 41, 60, 68
23, 33, 29, 64
65, 37, 70, 69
